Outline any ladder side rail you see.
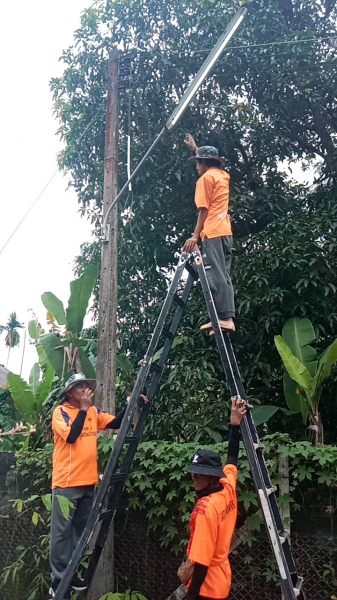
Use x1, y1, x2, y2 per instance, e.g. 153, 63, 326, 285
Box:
194, 256, 298, 600
224, 322, 300, 589
94, 269, 197, 528
141, 257, 188, 365
55, 258, 190, 599
224, 337, 296, 545
53, 385, 145, 599
54, 259, 188, 599
194, 258, 240, 396
84, 272, 197, 584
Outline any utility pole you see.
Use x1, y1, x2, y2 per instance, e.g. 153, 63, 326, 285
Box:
96, 50, 119, 414
87, 50, 119, 600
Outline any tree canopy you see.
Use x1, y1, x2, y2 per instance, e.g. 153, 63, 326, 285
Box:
51, 0, 337, 442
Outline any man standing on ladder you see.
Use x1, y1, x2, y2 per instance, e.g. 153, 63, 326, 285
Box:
178, 398, 246, 600
183, 133, 235, 334
49, 373, 128, 600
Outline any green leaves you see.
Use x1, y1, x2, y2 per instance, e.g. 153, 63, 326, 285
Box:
274, 336, 312, 393
35, 364, 55, 410
66, 265, 99, 334
282, 318, 317, 375
275, 318, 337, 439
316, 339, 337, 383
251, 405, 280, 426
99, 592, 148, 600
41, 293, 66, 326
40, 333, 69, 382
7, 373, 36, 422
6, 363, 55, 434
56, 495, 74, 520
29, 364, 40, 395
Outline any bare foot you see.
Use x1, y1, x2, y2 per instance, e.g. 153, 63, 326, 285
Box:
219, 318, 236, 332
200, 322, 213, 332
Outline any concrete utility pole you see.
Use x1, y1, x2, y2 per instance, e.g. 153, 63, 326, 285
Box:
87, 50, 119, 600
96, 50, 119, 414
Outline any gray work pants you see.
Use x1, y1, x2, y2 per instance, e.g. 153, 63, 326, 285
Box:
201, 236, 235, 319
50, 485, 95, 584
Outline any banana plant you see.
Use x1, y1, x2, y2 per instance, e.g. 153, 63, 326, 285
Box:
7, 363, 55, 425
36, 265, 99, 383
275, 317, 337, 444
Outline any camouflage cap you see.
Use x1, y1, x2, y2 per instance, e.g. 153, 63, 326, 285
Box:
189, 145, 225, 166
59, 372, 96, 399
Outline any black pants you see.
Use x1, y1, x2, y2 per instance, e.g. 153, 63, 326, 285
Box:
197, 596, 228, 600
201, 236, 235, 319
49, 485, 95, 584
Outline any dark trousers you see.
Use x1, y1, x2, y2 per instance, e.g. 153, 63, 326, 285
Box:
201, 236, 235, 319
49, 485, 95, 584
197, 596, 228, 600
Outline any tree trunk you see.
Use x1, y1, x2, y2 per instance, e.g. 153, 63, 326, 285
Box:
6, 346, 10, 369
309, 411, 324, 445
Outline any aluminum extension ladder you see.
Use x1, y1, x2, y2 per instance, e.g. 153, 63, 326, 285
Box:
53, 252, 305, 600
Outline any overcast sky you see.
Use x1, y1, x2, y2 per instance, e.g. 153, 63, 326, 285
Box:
0, 0, 95, 379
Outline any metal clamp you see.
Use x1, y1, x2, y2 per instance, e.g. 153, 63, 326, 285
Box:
231, 395, 253, 409
102, 223, 110, 242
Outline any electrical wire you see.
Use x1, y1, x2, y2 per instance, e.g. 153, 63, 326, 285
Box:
125, 62, 337, 88
0, 107, 104, 258
0, 169, 59, 257
131, 35, 337, 59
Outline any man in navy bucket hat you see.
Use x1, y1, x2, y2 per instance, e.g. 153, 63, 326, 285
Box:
183, 133, 235, 334
177, 398, 247, 600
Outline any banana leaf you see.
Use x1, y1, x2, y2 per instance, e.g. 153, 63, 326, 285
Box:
66, 265, 99, 334
283, 372, 309, 423
274, 336, 312, 393
40, 333, 69, 382
7, 373, 36, 422
29, 363, 40, 394
41, 292, 66, 326
79, 347, 96, 379
316, 339, 337, 383
35, 364, 55, 411
251, 405, 297, 427
282, 317, 317, 376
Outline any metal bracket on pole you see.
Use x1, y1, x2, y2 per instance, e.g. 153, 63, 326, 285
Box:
103, 223, 110, 243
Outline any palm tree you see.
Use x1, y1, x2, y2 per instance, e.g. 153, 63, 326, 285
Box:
0, 312, 24, 368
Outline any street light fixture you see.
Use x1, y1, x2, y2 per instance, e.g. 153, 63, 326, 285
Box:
166, 6, 247, 131
102, 6, 247, 239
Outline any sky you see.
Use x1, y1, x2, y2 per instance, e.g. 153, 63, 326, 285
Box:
0, 0, 95, 379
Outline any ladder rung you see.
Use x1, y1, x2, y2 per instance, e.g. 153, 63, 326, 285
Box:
294, 576, 303, 597
185, 262, 198, 279
279, 528, 290, 544
150, 363, 162, 373
162, 327, 174, 340
125, 436, 138, 444
253, 442, 265, 450
173, 294, 185, 307
110, 472, 125, 483
98, 510, 114, 521
266, 485, 277, 496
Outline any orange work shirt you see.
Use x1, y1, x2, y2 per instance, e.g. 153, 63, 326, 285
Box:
194, 167, 232, 240
51, 402, 115, 490
187, 464, 238, 599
